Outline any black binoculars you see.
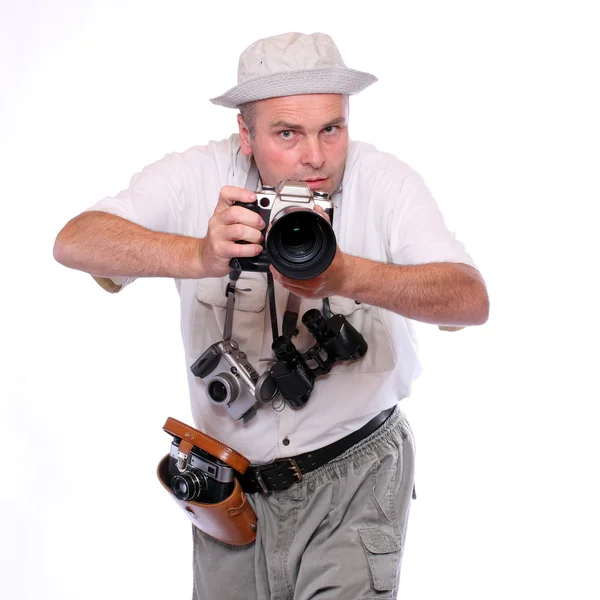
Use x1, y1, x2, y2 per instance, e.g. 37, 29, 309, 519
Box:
270, 308, 368, 409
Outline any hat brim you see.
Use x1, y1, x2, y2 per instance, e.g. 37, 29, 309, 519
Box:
210, 67, 378, 108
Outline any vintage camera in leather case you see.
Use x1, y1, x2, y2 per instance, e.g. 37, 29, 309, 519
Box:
157, 417, 257, 546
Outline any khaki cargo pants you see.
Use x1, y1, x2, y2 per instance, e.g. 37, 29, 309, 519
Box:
192, 407, 415, 600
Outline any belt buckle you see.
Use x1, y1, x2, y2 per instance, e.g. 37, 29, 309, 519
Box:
254, 458, 304, 495
286, 457, 303, 482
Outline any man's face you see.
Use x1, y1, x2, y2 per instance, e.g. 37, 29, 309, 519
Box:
238, 94, 349, 196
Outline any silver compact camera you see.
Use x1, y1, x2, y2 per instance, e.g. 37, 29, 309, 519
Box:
190, 339, 278, 422
230, 180, 337, 280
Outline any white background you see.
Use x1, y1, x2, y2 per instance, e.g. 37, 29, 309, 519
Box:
1, 1, 599, 598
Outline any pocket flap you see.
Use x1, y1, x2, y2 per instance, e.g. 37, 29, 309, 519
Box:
358, 528, 401, 554
328, 295, 365, 316
195, 275, 267, 313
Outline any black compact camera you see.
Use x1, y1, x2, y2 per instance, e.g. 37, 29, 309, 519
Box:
269, 307, 368, 409
167, 437, 235, 503
230, 180, 336, 280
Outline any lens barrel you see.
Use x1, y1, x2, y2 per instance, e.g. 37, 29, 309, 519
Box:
266, 208, 336, 280
172, 471, 207, 502
207, 373, 240, 405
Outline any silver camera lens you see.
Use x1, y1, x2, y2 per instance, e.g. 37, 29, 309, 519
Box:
207, 373, 241, 405
172, 471, 208, 502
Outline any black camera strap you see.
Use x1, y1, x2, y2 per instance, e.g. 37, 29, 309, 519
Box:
224, 265, 300, 343
267, 270, 279, 341
282, 291, 301, 338
224, 269, 252, 341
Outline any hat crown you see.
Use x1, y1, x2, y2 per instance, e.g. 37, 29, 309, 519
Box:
237, 32, 347, 84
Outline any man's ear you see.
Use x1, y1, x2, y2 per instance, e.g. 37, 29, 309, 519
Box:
237, 114, 252, 156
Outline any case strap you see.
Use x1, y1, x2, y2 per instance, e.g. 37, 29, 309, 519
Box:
162, 417, 251, 474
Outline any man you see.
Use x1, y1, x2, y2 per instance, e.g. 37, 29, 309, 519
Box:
54, 32, 488, 599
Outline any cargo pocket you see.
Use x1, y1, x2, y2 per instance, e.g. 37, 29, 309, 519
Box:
195, 273, 268, 311
191, 273, 268, 362
322, 295, 395, 375
358, 528, 402, 594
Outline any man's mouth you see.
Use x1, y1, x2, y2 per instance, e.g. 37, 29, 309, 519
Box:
303, 178, 328, 190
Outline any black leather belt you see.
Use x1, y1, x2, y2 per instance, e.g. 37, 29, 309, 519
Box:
239, 406, 396, 494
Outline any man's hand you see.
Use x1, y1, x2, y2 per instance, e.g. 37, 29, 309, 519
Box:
270, 248, 352, 299
199, 186, 266, 278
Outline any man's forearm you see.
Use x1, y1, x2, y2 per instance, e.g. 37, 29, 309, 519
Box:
340, 255, 489, 327
53, 211, 207, 279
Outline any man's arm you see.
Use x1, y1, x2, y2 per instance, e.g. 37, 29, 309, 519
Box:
271, 252, 489, 328
342, 256, 489, 327
53, 211, 206, 279
53, 187, 265, 281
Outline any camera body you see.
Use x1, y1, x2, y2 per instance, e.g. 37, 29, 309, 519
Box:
167, 438, 235, 503
190, 339, 277, 422
230, 180, 337, 280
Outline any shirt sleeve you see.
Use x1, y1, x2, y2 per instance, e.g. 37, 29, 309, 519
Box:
388, 170, 478, 269
84, 152, 186, 233
83, 153, 187, 292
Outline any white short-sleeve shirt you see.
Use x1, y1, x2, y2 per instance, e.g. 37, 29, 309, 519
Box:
86, 134, 477, 463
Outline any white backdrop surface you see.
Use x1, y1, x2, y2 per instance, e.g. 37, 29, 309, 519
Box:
1, 1, 599, 599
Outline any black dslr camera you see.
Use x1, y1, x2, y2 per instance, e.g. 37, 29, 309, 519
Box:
167, 437, 235, 503
230, 180, 336, 280
269, 307, 368, 409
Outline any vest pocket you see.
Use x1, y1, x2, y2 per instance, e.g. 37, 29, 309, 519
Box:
319, 295, 396, 375
191, 273, 268, 361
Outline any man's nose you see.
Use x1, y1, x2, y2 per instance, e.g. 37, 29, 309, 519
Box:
301, 138, 325, 169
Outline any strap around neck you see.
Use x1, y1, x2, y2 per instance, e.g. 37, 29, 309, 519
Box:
244, 158, 260, 192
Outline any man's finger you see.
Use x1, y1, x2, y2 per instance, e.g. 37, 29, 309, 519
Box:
216, 186, 257, 211
228, 241, 264, 258
313, 205, 331, 224
220, 205, 265, 230
221, 223, 264, 244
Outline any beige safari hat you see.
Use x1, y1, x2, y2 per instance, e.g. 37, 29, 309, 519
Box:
210, 32, 377, 108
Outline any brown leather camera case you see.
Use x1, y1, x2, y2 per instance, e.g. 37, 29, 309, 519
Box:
157, 418, 257, 546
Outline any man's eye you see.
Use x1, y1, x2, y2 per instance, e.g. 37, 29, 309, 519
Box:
324, 126, 338, 134
279, 130, 294, 140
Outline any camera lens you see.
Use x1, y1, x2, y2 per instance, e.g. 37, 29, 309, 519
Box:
285, 219, 317, 255
267, 208, 336, 280
207, 373, 240, 405
172, 471, 207, 502
208, 380, 228, 403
